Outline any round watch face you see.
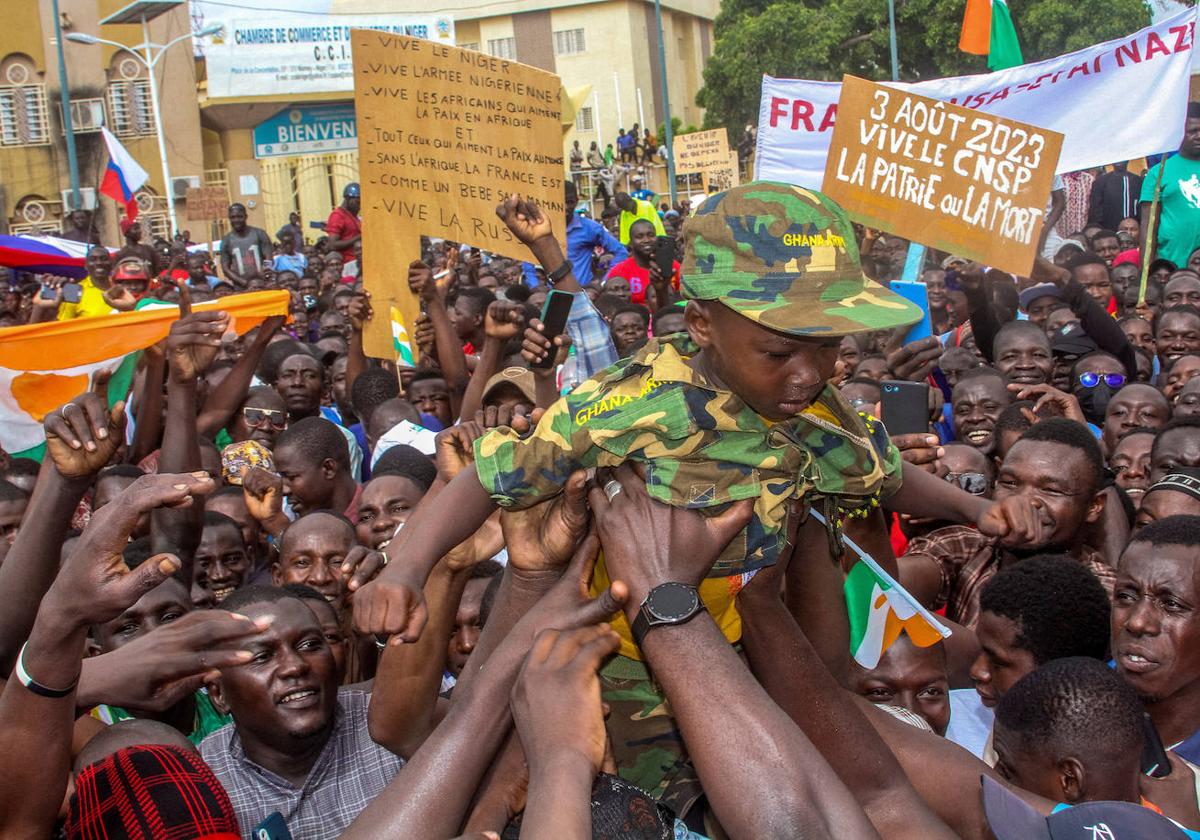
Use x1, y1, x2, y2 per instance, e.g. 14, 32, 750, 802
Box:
645, 582, 699, 623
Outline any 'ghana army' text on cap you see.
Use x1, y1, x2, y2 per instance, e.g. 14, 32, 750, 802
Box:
681, 181, 923, 337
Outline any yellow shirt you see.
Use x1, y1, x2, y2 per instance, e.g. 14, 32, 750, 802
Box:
56, 277, 113, 321
618, 199, 665, 244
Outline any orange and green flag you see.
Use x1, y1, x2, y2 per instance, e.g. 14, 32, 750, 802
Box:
960, 0, 1024, 71
0, 290, 288, 459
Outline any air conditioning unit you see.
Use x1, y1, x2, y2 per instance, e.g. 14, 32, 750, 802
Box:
61, 188, 97, 211
64, 99, 105, 133
171, 175, 201, 198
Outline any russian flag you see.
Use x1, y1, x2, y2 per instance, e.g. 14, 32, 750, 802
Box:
0, 234, 102, 279
99, 127, 149, 222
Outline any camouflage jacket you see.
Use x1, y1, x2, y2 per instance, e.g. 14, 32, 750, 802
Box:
475, 334, 903, 578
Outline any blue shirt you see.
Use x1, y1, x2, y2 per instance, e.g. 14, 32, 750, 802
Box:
523, 213, 627, 286
273, 252, 307, 275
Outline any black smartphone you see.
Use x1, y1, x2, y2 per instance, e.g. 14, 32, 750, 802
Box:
303, 294, 318, 312
61, 282, 83, 304
38, 284, 57, 301
1141, 712, 1172, 778
534, 289, 574, 369
880, 380, 930, 436
654, 236, 675, 279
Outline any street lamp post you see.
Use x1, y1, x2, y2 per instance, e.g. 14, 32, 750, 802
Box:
67, 22, 221, 235
653, 0, 676, 206
52, 0, 82, 209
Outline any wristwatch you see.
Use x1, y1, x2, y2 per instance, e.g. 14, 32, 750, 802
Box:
547, 261, 572, 285
631, 582, 702, 647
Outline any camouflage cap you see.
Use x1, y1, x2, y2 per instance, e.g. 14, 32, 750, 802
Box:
681, 181, 923, 337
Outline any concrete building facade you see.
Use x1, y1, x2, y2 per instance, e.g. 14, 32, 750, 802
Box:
0, 0, 205, 243
0, 0, 716, 245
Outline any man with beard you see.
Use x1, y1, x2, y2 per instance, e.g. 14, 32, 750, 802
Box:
900, 418, 1115, 628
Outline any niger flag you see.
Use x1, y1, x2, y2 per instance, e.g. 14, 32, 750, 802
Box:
0, 291, 288, 459
844, 558, 951, 669
959, 0, 1024, 71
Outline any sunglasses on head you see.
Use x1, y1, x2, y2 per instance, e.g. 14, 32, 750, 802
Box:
944, 472, 989, 495
242, 406, 287, 430
1078, 372, 1126, 389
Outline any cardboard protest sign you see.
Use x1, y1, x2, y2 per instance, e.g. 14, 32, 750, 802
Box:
823, 76, 1063, 276
352, 31, 566, 359
185, 187, 230, 222
704, 151, 741, 193
673, 128, 731, 175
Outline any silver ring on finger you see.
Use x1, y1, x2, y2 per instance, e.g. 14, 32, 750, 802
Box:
604, 480, 622, 502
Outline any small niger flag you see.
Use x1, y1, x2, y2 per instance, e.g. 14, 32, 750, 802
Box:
845, 559, 951, 669
0, 291, 288, 459
391, 306, 415, 367
959, 0, 1024, 71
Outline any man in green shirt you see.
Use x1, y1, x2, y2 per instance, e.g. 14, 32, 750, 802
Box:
1140, 101, 1200, 268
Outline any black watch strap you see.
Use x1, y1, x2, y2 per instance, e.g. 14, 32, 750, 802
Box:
547, 261, 572, 285
631, 583, 702, 647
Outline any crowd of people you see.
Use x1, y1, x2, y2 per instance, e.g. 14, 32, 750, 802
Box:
0, 104, 1198, 840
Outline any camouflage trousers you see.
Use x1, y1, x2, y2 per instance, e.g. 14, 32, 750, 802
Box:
599, 653, 704, 821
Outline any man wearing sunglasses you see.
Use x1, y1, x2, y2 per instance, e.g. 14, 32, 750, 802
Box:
1070, 351, 1129, 427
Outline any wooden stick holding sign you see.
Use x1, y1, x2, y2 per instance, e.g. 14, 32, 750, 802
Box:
823, 76, 1064, 277
352, 31, 566, 361
1138, 161, 1166, 306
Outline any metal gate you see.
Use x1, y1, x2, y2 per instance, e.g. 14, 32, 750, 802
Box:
258, 152, 359, 244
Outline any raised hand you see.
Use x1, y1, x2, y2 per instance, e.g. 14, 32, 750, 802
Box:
587, 463, 753, 607
495, 194, 554, 246
414, 312, 436, 355
976, 495, 1047, 548
501, 469, 591, 574
347, 292, 373, 332
45, 472, 215, 626
242, 466, 285, 531
78, 609, 266, 712
520, 318, 570, 370
44, 390, 126, 479
102, 284, 139, 312
1008, 382, 1086, 424
511, 624, 620, 777
484, 300, 525, 342
886, 335, 943, 382
167, 286, 230, 382
891, 433, 944, 475
408, 260, 442, 304
339, 544, 388, 594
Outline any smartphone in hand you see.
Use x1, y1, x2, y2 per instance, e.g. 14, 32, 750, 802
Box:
654, 236, 676, 281
880, 380, 930, 436
533, 289, 574, 370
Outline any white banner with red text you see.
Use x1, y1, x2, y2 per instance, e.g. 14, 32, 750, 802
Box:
755, 8, 1197, 189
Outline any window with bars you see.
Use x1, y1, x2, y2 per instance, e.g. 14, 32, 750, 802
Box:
0, 84, 50, 146
487, 37, 516, 60
140, 212, 169, 240
553, 28, 586, 56
575, 106, 594, 132
108, 79, 155, 137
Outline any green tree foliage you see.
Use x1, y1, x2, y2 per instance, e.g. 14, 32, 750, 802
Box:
697, 0, 1153, 131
